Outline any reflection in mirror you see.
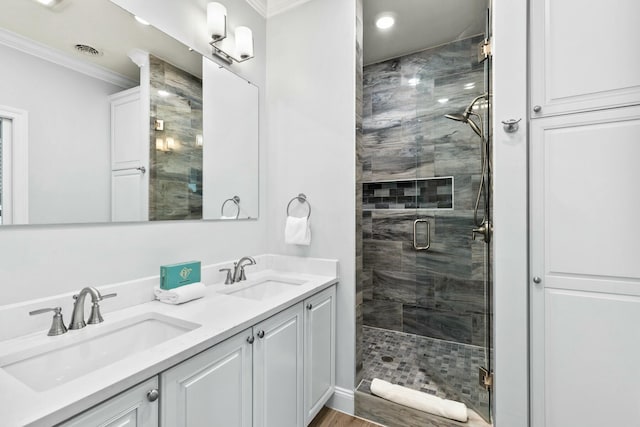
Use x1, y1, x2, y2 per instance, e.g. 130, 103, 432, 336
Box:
149, 56, 203, 221
203, 59, 259, 220
0, 0, 259, 225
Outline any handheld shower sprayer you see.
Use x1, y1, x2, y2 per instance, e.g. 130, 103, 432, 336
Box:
444, 93, 488, 138
444, 93, 491, 238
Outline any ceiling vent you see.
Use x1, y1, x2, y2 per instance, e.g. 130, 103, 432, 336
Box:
74, 44, 102, 57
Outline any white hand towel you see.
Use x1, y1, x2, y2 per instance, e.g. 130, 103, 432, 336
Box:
370, 378, 468, 423
284, 216, 311, 245
154, 282, 206, 304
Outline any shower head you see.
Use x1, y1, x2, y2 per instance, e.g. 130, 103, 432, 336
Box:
444, 113, 466, 122
444, 93, 488, 138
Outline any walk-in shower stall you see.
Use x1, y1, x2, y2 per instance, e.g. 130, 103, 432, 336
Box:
355, 1, 493, 426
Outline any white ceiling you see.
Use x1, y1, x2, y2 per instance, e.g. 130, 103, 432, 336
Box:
363, 0, 489, 65
1, 0, 489, 81
0, 0, 203, 83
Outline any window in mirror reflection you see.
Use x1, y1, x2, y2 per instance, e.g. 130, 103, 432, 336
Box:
149, 55, 203, 221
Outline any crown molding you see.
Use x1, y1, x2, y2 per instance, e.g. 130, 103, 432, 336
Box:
246, 0, 267, 18
0, 28, 137, 89
267, 0, 312, 18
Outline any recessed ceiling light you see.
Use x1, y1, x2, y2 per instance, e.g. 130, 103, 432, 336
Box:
158, 90, 170, 97
134, 16, 150, 26
407, 78, 420, 86
35, 0, 61, 6
464, 83, 476, 90
438, 98, 449, 104
375, 13, 395, 30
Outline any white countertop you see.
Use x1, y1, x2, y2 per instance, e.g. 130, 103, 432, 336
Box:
0, 256, 338, 427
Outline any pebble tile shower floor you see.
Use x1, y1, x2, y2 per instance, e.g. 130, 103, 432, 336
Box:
358, 326, 490, 424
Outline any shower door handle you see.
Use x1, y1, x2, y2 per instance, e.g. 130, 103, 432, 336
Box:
413, 219, 430, 251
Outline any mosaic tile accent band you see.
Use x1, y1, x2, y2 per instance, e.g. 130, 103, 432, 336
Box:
363, 177, 453, 210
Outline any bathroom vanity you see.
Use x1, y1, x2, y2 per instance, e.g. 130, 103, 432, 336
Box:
0, 256, 337, 426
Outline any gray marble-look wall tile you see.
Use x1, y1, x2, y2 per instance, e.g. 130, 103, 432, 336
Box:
434, 276, 485, 314
360, 35, 490, 348
362, 268, 373, 301
363, 300, 403, 332
372, 270, 417, 304
404, 305, 474, 344
371, 210, 416, 241
363, 239, 403, 271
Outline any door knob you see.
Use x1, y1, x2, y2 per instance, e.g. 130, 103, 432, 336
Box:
257, 330, 265, 339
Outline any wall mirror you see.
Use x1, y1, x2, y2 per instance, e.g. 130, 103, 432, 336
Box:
0, 0, 259, 225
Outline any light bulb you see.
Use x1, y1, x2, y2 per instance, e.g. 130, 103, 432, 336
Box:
207, 2, 227, 40
235, 26, 254, 60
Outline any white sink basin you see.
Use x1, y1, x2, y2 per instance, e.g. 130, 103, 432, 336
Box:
0, 312, 200, 392
223, 277, 307, 300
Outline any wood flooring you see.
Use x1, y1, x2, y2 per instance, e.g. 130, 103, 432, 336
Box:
309, 406, 383, 427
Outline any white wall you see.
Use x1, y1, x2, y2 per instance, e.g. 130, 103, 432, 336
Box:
265, 0, 357, 412
0, 43, 120, 224
0, 0, 268, 306
492, 0, 529, 425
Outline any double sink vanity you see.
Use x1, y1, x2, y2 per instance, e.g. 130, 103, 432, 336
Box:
0, 255, 338, 426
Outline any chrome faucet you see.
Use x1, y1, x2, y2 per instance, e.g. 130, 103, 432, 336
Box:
69, 287, 117, 330
232, 256, 256, 283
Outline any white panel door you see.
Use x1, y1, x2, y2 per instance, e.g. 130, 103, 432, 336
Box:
110, 87, 144, 171
60, 377, 158, 427
530, 0, 640, 117
303, 285, 336, 425
530, 106, 640, 427
111, 168, 147, 222
161, 330, 253, 427
110, 87, 148, 221
253, 303, 304, 427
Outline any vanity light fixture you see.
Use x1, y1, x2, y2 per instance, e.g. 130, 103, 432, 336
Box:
207, 2, 254, 65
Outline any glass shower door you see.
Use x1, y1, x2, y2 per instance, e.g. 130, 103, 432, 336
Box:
411, 12, 493, 422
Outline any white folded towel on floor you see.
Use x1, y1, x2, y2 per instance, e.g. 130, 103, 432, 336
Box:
370, 378, 468, 423
154, 282, 206, 304
284, 216, 311, 245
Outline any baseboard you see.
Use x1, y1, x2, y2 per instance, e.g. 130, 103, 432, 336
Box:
326, 386, 355, 415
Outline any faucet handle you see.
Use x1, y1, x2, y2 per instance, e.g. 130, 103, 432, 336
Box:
219, 268, 233, 285
87, 293, 117, 325
29, 307, 68, 336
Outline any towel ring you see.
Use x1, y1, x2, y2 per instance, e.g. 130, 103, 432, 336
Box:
221, 196, 241, 219
286, 193, 311, 219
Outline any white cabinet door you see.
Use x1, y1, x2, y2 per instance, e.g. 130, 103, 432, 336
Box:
530, 0, 640, 117
60, 377, 158, 427
303, 285, 336, 425
253, 303, 304, 427
530, 106, 640, 427
161, 329, 253, 427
